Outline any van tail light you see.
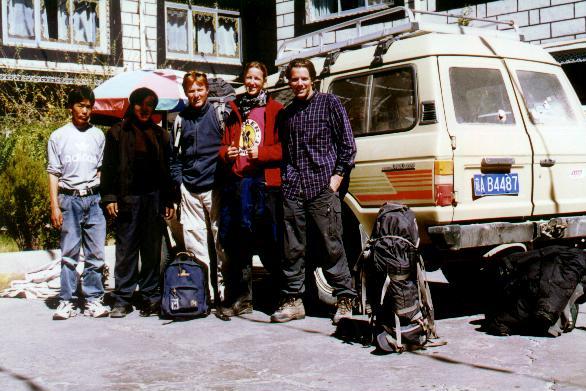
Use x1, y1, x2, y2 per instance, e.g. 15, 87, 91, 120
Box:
434, 160, 454, 206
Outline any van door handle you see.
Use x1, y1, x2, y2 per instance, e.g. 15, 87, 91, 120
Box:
480, 157, 515, 168
481, 157, 514, 173
540, 158, 556, 167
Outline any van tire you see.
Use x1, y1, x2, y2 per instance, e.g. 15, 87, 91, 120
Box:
313, 267, 337, 306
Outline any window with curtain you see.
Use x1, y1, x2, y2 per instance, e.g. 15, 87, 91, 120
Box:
307, 0, 393, 22
217, 16, 238, 57
41, 0, 69, 41
165, 2, 241, 62
194, 12, 215, 54
8, 0, 35, 38
167, 8, 188, 53
4, 0, 106, 50
72, 0, 98, 44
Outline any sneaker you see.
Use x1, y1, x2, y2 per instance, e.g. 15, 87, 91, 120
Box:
270, 297, 305, 323
53, 301, 76, 320
85, 300, 110, 318
332, 296, 355, 325
110, 304, 133, 318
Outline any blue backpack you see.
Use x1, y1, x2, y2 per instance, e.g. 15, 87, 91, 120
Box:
161, 252, 209, 319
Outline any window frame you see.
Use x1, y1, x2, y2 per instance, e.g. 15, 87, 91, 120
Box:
1, 0, 109, 54
164, 1, 241, 65
327, 63, 419, 137
305, 0, 392, 24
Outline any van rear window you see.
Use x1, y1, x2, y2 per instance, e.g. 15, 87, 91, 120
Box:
329, 66, 416, 136
449, 67, 515, 125
516, 70, 577, 127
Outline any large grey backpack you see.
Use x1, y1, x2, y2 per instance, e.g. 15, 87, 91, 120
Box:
356, 203, 440, 353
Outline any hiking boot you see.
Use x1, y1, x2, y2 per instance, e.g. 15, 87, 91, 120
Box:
270, 297, 305, 323
110, 304, 133, 318
85, 300, 110, 318
332, 296, 355, 325
53, 301, 76, 320
220, 299, 253, 317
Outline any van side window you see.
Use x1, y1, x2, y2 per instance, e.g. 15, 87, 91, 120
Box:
371, 69, 416, 133
329, 66, 416, 136
449, 68, 515, 125
329, 75, 369, 135
516, 71, 577, 127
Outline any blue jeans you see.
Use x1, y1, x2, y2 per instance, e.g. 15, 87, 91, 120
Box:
59, 193, 107, 302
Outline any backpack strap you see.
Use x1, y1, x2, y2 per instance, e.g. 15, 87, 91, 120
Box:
214, 98, 226, 133
416, 253, 438, 339
369, 234, 416, 249
173, 115, 183, 155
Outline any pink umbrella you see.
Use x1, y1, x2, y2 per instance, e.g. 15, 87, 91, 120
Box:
92, 69, 187, 118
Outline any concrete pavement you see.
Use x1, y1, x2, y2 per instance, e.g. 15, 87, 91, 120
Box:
0, 298, 585, 391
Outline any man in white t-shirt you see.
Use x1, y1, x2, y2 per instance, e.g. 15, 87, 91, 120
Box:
47, 86, 109, 320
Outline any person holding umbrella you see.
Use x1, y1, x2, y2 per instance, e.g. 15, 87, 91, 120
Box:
101, 87, 175, 318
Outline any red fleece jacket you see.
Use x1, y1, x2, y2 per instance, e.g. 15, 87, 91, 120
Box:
218, 96, 284, 188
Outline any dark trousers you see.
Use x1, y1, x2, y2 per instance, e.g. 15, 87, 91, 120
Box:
112, 191, 163, 305
220, 178, 282, 305
281, 187, 356, 298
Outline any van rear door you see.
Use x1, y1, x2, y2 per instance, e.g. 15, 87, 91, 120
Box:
504, 59, 586, 217
438, 56, 533, 221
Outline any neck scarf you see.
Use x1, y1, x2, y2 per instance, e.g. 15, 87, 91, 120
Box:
238, 90, 267, 117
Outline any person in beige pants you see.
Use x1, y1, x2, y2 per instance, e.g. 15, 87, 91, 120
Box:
169, 71, 226, 305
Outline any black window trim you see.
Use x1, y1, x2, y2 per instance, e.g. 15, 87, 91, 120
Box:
327, 63, 419, 138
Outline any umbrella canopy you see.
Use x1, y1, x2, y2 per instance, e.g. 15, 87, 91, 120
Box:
92, 69, 187, 118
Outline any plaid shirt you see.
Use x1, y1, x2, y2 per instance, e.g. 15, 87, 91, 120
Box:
282, 92, 356, 201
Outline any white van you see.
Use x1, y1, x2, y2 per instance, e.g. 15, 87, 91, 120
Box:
264, 7, 586, 303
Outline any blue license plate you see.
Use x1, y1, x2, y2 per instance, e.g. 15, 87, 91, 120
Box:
473, 173, 519, 196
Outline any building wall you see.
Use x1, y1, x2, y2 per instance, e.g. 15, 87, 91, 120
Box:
120, 0, 158, 71
0, 0, 248, 82
275, 0, 586, 56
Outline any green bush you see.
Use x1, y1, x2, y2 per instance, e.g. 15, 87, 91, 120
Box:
0, 117, 67, 250
0, 141, 60, 250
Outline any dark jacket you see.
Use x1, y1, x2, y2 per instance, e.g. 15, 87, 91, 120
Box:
169, 102, 222, 193
218, 97, 284, 188
101, 118, 173, 207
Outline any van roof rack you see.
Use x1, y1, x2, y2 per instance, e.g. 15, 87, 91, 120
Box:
275, 6, 523, 66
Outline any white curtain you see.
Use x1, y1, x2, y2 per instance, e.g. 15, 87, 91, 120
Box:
310, 0, 337, 19
217, 17, 237, 57
167, 8, 188, 52
8, 0, 34, 38
195, 13, 214, 54
42, 0, 69, 41
72, 1, 97, 43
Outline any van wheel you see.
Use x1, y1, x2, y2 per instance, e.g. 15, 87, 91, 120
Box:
312, 267, 337, 307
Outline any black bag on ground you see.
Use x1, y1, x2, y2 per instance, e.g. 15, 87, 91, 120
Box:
161, 252, 210, 319
484, 245, 586, 336
356, 203, 438, 353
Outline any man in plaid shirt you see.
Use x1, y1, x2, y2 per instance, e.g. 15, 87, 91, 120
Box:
270, 58, 357, 324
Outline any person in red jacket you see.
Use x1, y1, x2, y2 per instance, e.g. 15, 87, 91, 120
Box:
218, 61, 284, 317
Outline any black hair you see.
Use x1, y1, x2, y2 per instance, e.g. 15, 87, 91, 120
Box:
125, 87, 159, 118
67, 86, 95, 108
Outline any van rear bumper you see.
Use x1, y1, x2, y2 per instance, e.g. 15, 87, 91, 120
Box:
428, 215, 586, 250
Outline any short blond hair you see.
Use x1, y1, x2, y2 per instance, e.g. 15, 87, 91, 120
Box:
183, 71, 209, 92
